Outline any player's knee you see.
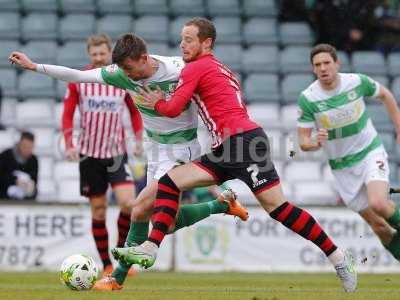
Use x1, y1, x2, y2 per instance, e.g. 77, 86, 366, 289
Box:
91, 204, 107, 220
131, 204, 149, 221
369, 199, 389, 217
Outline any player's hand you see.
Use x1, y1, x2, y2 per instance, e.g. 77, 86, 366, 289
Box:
9, 51, 37, 71
65, 147, 79, 161
133, 140, 144, 157
139, 85, 165, 109
316, 128, 328, 146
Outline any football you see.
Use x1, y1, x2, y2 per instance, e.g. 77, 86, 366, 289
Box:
59, 254, 98, 291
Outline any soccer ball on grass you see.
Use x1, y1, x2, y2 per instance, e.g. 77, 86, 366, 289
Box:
59, 254, 98, 290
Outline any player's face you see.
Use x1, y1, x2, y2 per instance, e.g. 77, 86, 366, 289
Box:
180, 25, 205, 63
312, 52, 339, 86
119, 55, 149, 81
88, 43, 111, 68
18, 139, 34, 159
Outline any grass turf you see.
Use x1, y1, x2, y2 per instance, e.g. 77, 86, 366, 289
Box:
0, 272, 399, 300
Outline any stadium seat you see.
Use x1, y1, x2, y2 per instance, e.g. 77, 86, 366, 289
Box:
21, 13, 58, 41
97, 0, 133, 15
244, 73, 280, 103
0, 0, 21, 12
281, 74, 314, 104
37, 179, 57, 202
280, 46, 312, 74
213, 16, 242, 44
337, 51, 351, 73
147, 42, 170, 56
59, 0, 96, 13
30, 128, 55, 156
390, 163, 398, 182
134, 16, 169, 42
57, 179, 86, 203
169, 16, 195, 45
0, 98, 17, 127
284, 161, 321, 181
367, 104, 393, 131
96, 15, 133, 40
380, 132, 394, 153
56, 80, 68, 101
243, 18, 278, 46
60, 14, 95, 41
279, 22, 314, 46
56, 42, 88, 69
0, 129, 15, 152
266, 129, 283, 158
280, 104, 299, 129
38, 156, 54, 180
170, 0, 205, 16
16, 99, 55, 127
168, 45, 181, 57
18, 72, 56, 98
0, 69, 18, 97
351, 51, 387, 76
242, 46, 279, 74
246, 103, 280, 128
206, 0, 240, 16
391, 76, 400, 100
0, 13, 20, 39
293, 182, 338, 205
21, 41, 57, 65
371, 75, 389, 89
54, 161, 80, 181
0, 40, 20, 68
21, 0, 58, 12
213, 44, 242, 73
243, 0, 277, 17
388, 53, 400, 77
134, 0, 169, 15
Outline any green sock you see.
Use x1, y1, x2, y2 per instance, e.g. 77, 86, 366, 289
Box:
387, 206, 400, 230
384, 232, 400, 261
173, 200, 228, 232
112, 222, 149, 285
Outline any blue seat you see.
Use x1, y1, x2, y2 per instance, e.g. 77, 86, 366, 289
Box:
0, 13, 20, 39
148, 42, 169, 56
60, 14, 95, 41
371, 75, 389, 89
56, 42, 88, 69
281, 74, 314, 104
170, 0, 205, 16
352, 51, 387, 76
213, 44, 242, 73
242, 46, 279, 74
243, 0, 277, 17
60, 0, 96, 13
280, 46, 312, 74
0, 0, 21, 12
212, 17, 241, 44
244, 73, 280, 103
21, 13, 58, 41
97, 0, 133, 15
280, 22, 314, 46
0, 41, 20, 68
134, 0, 168, 15
206, 0, 240, 16
21, 0, 58, 12
134, 16, 169, 42
387, 53, 400, 77
367, 104, 393, 131
337, 51, 351, 73
0, 69, 18, 97
243, 18, 278, 46
18, 71, 56, 98
21, 41, 58, 65
391, 76, 400, 100
169, 16, 189, 45
96, 15, 133, 40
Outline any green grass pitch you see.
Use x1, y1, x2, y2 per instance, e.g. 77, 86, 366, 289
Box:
0, 272, 399, 300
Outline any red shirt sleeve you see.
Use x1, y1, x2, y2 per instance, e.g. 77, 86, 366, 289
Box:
154, 63, 201, 117
62, 83, 79, 149
124, 94, 143, 140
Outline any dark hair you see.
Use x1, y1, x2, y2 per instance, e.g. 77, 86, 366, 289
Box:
185, 17, 216, 49
20, 131, 34, 142
310, 43, 338, 64
112, 33, 148, 65
87, 33, 112, 52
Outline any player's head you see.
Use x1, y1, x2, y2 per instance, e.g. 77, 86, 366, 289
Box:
87, 33, 112, 68
112, 33, 151, 80
180, 17, 216, 63
310, 44, 340, 87
17, 131, 35, 159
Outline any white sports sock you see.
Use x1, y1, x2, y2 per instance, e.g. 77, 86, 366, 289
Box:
328, 248, 345, 266
141, 241, 159, 255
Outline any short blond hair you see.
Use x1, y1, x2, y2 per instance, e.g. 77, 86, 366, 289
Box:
86, 33, 112, 52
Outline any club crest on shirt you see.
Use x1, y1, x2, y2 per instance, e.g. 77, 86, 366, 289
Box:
347, 90, 358, 101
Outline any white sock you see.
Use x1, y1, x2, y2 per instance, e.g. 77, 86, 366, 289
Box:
141, 241, 159, 255
328, 248, 345, 266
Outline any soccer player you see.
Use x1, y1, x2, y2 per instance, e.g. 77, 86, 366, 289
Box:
9, 34, 248, 290
111, 18, 357, 293
63, 34, 143, 276
297, 44, 400, 261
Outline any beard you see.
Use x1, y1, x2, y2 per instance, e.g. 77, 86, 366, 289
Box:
183, 47, 203, 63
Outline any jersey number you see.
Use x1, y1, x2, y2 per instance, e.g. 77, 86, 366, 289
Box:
247, 164, 259, 184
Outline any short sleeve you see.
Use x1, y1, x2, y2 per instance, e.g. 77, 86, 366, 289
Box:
359, 73, 380, 98
101, 64, 131, 90
297, 94, 315, 128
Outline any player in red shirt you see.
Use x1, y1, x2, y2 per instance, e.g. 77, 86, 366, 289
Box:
63, 34, 143, 276
112, 18, 357, 292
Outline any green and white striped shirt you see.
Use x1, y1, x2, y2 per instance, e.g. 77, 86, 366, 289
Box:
101, 55, 198, 144
297, 73, 383, 170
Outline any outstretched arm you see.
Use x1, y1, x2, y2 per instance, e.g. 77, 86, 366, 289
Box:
9, 51, 104, 83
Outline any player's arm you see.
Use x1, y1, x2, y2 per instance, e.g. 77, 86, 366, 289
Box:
376, 85, 400, 143
124, 94, 144, 156
9, 51, 104, 83
62, 83, 80, 161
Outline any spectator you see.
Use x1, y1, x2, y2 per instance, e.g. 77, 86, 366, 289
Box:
0, 131, 38, 200
309, 0, 378, 52
279, 0, 312, 22
374, 0, 400, 53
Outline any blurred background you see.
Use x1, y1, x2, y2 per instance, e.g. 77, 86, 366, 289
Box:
0, 0, 400, 273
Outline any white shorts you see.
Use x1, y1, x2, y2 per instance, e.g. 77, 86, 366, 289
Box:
332, 146, 390, 212
145, 140, 202, 184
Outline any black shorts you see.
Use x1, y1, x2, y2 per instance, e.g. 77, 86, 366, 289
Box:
194, 127, 280, 194
79, 154, 134, 197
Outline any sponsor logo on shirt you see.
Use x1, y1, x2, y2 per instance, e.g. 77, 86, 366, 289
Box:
88, 99, 118, 111
318, 101, 362, 129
